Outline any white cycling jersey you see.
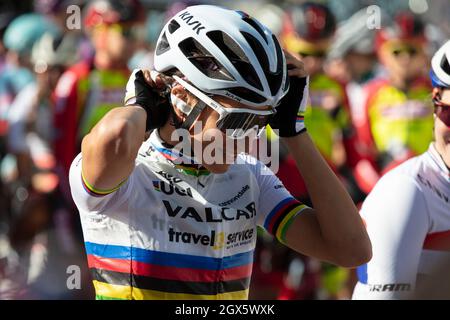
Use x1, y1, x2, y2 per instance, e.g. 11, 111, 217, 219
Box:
353, 143, 450, 299
69, 130, 308, 300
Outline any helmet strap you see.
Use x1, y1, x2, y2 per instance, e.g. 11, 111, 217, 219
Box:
180, 101, 207, 131
167, 93, 207, 132
168, 94, 183, 129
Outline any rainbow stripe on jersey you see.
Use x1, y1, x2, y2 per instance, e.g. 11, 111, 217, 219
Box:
85, 242, 253, 300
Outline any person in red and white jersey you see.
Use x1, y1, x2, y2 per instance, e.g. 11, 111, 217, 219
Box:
353, 40, 450, 300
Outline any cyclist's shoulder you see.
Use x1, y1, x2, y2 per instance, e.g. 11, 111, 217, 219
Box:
65, 60, 92, 79
365, 76, 430, 99
369, 151, 436, 205
69, 152, 84, 174
68, 153, 83, 191
363, 77, 408, 113
381, 153, 427, 185
361, 151, 437, 234
363, 77, 391, 95
310, 73, 344, 91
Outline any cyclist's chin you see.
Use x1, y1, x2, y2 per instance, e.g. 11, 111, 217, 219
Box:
203, 163, 231, 174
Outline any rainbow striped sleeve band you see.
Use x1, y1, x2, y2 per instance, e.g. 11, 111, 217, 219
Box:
263, 197, 308, 244
81, 171, 127, 197
296, 111, 305, 123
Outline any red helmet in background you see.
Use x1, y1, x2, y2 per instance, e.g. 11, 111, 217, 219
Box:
375, 11, 427, 52
283, 2, 336, 42
282, 2, 336, 56
83, 0, 144, 29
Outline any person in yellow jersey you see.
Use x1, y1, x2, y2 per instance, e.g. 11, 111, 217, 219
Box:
354, 12, 434, 194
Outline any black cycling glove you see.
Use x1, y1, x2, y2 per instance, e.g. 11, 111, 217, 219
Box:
269, 76, 309, 137
124, 69, 171, 131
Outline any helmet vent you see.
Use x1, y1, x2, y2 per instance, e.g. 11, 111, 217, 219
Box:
268, 34, 284, 95
179, 37, 234, 81
156, 31, 171, 55
207, 30, 264, 89
272, 35, 283, 75
168, 19, 180, 34
243, 31, 284, 96
207, 31, 248, 64
242, 17, 268, 44
228, 87, 267, 104
242, 31, 270, 74
440, 55, 450, 77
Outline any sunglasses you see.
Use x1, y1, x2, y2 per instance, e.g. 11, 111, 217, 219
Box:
298, 50, 327, 58
94, 23, 138, 39
172, 75, 276, 139
388, 44, 422, 57
432, 91, 450, 127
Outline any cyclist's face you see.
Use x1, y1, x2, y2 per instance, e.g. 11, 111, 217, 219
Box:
91, 23, 137, 67
283, 35, 331, 75
197, 96, 262, 173
379, 40, 428, 81
180, 93, 264, 174
296, 39, 331, 75
434, 89, 450, 167
345, 52, 376, 80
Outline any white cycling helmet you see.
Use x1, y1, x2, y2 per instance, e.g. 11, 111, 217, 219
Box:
431, 40, 450, 88
153, 5, 289, 109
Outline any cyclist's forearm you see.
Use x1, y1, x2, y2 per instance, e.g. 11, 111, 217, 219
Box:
81, 105, 146, 190
282, 132, 372, 266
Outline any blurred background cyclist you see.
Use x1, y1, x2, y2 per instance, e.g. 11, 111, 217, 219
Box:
352, 39, 450, 299
352, 12, 434, 195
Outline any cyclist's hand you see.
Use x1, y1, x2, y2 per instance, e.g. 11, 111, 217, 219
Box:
269, 50, 309, 137
124, 69, 174, 131
285, 50, 308, 78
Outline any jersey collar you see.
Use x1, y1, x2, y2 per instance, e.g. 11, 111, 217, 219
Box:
147, 130, 210, 177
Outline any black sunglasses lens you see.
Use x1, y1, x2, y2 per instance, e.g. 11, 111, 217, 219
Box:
392, 47, 418, 56
298, 51, 326, 58
217, 113, 269, 134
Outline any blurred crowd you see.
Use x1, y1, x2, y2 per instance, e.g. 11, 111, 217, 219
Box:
0, 0, 449, 299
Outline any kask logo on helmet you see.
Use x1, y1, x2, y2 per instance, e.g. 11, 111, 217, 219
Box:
178, 11, 205, 35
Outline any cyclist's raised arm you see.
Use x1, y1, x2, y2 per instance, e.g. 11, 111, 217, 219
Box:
268, 50, 371, 267
282, 133, 372, 267
81, 105, 146, 191
81, 69, 171, 191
